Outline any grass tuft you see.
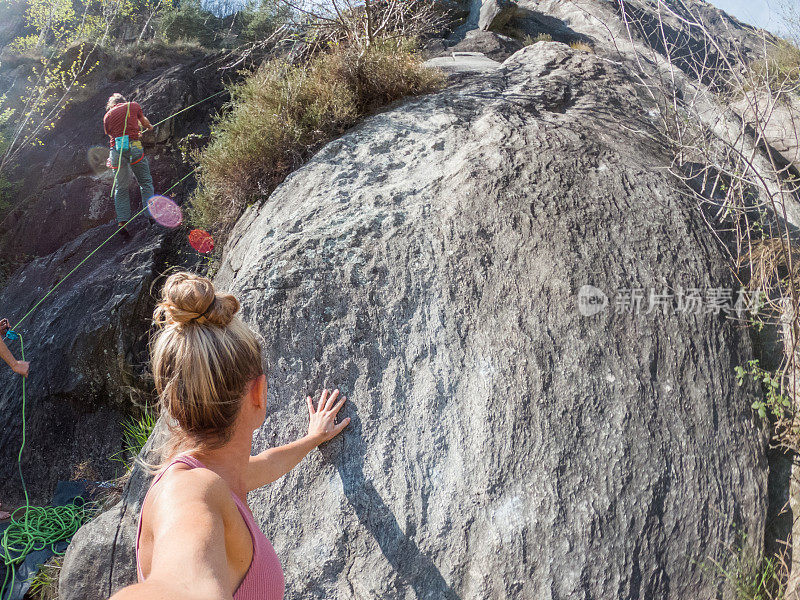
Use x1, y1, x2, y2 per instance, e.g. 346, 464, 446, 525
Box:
697, 525, 787, 600
27, 557, 62, 600
110, 407, 158, 473
749, 39, 800, 90
569, 40, 594, 53
524, 33, 552, 45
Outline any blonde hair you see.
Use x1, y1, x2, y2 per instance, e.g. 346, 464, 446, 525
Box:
106, 93, 127, 112
146, 272, 263, 473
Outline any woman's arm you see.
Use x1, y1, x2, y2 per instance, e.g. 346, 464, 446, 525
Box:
109, 473, 234, 600
0, 320, 28, 377
245, 389, 350, 492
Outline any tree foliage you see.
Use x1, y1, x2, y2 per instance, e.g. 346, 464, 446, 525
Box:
157, 0, 218, 44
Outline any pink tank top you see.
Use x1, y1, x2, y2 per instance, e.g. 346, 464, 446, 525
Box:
135, 454, 285, 600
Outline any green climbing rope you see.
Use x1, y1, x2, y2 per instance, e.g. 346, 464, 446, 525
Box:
0, 333, 97, 598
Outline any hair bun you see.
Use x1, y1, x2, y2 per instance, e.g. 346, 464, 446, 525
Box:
154, 272, 239, 327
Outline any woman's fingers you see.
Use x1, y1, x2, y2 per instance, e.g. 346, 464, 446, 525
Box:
332, 395, 347, 414
317, 389, 328, 412
324, 389, 339, 411
334, 418, 351, 434
306, 395, 314, 415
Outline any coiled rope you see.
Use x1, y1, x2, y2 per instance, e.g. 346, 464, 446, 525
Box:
0, 332, 97, 598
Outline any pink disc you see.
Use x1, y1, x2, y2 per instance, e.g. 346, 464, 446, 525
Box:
189, 229, 214, 254
147, 195, 182, 228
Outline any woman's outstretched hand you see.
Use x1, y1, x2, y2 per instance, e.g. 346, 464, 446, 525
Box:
307, 389, 350, 445
245, 389, 351, 491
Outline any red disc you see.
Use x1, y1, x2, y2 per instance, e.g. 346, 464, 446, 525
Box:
188, 229, 214, 254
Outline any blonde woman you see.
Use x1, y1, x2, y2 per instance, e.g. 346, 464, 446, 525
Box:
111, 272, 350, 600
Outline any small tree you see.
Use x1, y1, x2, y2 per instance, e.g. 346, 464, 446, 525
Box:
158, 0, 220, 44
240, 0, 291, 42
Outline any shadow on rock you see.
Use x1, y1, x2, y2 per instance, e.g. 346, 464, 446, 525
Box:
327, 404, 461, 600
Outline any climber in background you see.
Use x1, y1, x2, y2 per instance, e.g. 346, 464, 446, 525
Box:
0, 318, 28, 378
110, 272, 350, 600
104, 93, 155, 238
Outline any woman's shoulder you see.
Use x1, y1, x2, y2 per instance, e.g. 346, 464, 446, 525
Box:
147, 461, 233, 521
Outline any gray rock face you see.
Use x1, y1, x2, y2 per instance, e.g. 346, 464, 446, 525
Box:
733, 92, 800, 170
423, 51, 502, 75
0, 220, 175, 506
438, 30, 524, 61
0, 0, 25, 50
478, 0, 518, 30
455, 0, 520, 37
62, 42, 768, 599
217, 43, 769, 600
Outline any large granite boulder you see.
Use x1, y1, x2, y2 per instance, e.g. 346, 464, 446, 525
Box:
478, 0, 518, 30
60, 42, 768, 600
454, 0, 521, 37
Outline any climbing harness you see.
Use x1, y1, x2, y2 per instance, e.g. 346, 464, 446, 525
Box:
130, 141, 145, 166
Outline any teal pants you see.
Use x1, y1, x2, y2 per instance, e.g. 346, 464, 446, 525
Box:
109, 141, 154, 222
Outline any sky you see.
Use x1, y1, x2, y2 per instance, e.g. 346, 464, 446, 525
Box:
710, 0, 793, 36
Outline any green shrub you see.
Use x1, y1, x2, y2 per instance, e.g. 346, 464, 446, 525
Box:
158, 0, 220, 46
772, 39, 800, 85
734, 359, 791, 420
110, 406, 158, 472
190, 37, 445, 233
240, 0, 292, 43
750, 39, 800, 89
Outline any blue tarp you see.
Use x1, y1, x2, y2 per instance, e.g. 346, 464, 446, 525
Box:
0, 480, 94, 600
